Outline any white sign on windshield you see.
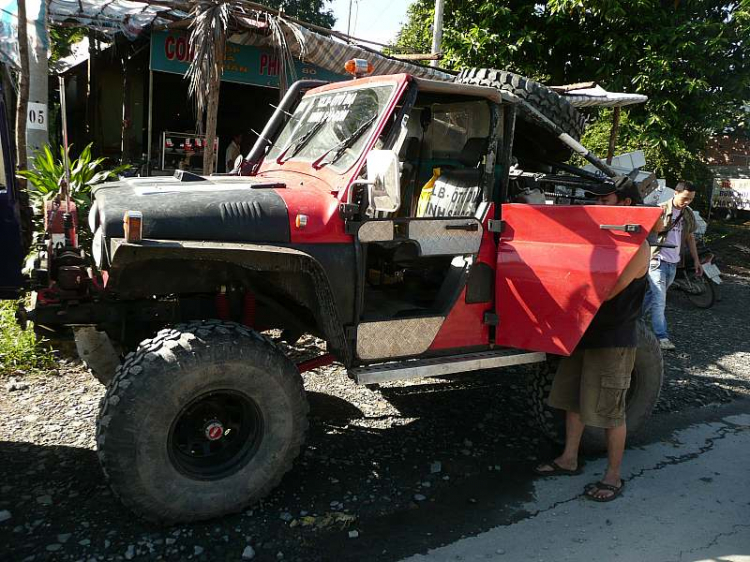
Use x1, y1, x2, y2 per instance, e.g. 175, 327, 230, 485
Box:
308, 92, 358, 123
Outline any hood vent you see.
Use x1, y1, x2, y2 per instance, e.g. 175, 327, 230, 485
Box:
220, 201, 264, 225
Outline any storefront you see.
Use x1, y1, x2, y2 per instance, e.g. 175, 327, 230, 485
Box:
146, 30, 345, 174
47, 4, 449, 174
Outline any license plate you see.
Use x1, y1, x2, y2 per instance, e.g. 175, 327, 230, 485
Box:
702, 263, 722, 283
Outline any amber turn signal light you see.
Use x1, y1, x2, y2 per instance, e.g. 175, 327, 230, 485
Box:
123, 210, 143, 243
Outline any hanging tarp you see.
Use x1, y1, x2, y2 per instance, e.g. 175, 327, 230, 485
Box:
48, 0, 188, 40
0, 0, 48, 70
559, 84, 648, 108
0, 0, 19, 68
230, 17, 454, 83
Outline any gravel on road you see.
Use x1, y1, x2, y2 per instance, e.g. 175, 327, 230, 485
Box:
2, 271, 749, 561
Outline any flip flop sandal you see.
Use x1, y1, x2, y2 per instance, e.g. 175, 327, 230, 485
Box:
533, 460, 582, 476
584, 480, 625, 502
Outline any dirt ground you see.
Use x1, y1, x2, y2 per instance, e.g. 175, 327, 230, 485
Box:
1, 220, 750, 562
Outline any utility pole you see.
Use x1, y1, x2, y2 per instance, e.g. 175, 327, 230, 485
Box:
25, 0, 50, 163
346, 0, 353, 37
430, 0, 445, 68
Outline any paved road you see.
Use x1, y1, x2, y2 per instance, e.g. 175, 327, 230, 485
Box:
399, 413, 750, 562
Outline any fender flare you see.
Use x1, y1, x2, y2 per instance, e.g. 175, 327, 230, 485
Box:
107, 239, 350, 364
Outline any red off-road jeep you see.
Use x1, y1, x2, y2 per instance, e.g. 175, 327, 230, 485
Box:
2, 68, 662, 523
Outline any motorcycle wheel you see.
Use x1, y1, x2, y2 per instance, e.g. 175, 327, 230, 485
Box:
686, 274, 716, 309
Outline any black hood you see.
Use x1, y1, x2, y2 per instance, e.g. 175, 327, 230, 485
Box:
92, 176, 290, 243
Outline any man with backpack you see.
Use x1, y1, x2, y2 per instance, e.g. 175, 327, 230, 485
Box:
644, 181, 703, 350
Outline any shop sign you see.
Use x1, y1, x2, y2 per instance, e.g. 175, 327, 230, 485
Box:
150, 30, 345, 88
712, 177, 750, 211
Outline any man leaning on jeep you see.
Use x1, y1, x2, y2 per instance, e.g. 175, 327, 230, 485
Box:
533, 177, 650, 502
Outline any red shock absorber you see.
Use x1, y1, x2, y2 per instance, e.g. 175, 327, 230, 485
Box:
242, 290, 256, 328
215, 288, 231, 321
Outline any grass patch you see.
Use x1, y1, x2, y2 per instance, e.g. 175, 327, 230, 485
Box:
0, 300, 55, 376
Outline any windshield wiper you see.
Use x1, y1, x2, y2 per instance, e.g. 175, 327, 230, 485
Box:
276, 117, 328, 164
312, 115, 378, 169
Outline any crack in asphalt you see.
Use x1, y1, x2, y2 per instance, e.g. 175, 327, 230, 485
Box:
516, 421, 750, 526
667, 523, 750, 562
624, 422, 749, 483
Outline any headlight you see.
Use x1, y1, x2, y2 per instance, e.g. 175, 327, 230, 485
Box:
92, 227, 103, 267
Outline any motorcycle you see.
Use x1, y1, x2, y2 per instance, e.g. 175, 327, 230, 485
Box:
670, 242, 722, 308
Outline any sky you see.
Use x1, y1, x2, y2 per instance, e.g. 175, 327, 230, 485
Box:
329, 0, 416, 47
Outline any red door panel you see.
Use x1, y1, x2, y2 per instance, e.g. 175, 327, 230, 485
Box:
495, 204, 661, 355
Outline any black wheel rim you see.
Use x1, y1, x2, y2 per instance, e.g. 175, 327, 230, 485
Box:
168, 390, 263, 480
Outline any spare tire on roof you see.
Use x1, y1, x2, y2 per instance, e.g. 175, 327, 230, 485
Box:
455, 68, 586, 162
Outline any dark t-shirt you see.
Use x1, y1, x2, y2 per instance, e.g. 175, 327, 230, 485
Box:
578, 275, 647, 349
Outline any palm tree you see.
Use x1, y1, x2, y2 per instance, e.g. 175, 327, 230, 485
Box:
187, 0, 231, 175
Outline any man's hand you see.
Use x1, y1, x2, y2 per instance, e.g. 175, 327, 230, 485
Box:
688, 233, 702, 277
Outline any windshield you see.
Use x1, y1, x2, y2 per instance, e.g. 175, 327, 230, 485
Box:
266, 84, 394, 172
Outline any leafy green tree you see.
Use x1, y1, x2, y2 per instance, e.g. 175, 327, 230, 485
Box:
256, 0, 336, 28
17, 143, 129, 230
395, 1, 750, 189
49, 25, 87, 63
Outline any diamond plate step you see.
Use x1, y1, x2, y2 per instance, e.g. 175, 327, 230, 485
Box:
350, 349, 546, 385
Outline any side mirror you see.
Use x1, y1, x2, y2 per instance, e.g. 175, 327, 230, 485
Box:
365, 150, 400, 214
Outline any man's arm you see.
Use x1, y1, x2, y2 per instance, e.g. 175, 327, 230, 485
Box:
654, 203, 668, 234
606, 241, 650, 301
687, 233, 703, 275
653, 215, 665, 234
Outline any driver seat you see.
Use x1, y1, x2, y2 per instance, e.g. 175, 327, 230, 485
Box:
421, 137, 487, 218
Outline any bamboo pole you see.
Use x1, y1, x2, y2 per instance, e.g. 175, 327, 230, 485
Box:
392, 53, 443, 61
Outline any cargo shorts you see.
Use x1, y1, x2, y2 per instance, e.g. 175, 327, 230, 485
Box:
547, 347, 636, 429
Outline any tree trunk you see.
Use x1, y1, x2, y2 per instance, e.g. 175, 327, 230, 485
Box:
202, 35, 227, 176
14, 0, 33, 254
203, 79, 220, 175
606, 107, 622, 165
15, 0, 29, 173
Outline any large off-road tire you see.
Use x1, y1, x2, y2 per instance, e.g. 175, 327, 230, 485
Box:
527, 321, 663, 452
456, 68, 586, 162
96, 320, 308, 524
